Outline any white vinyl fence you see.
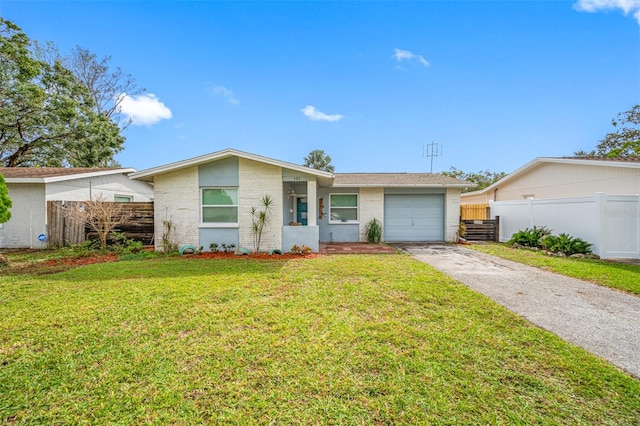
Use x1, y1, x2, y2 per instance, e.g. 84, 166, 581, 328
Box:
491, 193, 640, 260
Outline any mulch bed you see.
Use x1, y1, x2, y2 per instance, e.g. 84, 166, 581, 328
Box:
42, 253, 119, 268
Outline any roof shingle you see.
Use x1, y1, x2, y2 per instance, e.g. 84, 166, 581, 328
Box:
334, 173, 472, 187
0, 168, 126, 179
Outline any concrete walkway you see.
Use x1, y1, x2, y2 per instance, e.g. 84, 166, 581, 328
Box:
394, 243, 640, 379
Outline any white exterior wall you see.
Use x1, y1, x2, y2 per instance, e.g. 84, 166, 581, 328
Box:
496, 163, 640, 200
358, 187, 384, 242
153, 167, 199, 251
238, 158, 283, 251
460, 191, 491, 204
0, 183, 47, 248
45, 174, 153, 202
444, 188, 462, 242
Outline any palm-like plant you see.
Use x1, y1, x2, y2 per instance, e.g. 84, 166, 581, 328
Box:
303, 149, 335, 173
250, 195, 274, 252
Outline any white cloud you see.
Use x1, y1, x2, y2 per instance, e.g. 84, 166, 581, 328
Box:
573, 0, 640, 23
212, 85, 240, 105
301, 105, 344, 122
118, 93, 172, 126
393, 48, 430, 67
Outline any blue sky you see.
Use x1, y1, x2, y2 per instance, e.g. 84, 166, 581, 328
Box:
1, 0, 638, 174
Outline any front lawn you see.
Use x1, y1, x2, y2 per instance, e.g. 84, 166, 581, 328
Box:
467, 243, 640, 296
1, 255, 638, 424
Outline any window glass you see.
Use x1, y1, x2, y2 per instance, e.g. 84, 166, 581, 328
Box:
203, 188, 237, 205
330, 194, 358, 223
331, 194, 357, 207
202, 188, 238, 223
114, 195, 132, 202
203, 206, 238, 223
330, 208, 357, 222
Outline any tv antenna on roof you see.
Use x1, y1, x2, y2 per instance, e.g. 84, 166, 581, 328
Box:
423, 141, 442, 173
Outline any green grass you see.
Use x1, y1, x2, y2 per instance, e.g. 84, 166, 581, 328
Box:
1, 255, 638, 424
468, 243, 640, 296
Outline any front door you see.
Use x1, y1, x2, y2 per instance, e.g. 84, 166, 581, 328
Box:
296, 197, 308, 226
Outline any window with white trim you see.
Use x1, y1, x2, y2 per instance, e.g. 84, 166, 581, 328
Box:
202, 188, 238, 224
329, 193, 358, 223
114, 195, 133, 202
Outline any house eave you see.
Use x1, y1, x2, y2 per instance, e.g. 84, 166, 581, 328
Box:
4, 168, 136, 184
129, 148, 334, 182
460, 156, 640, 199
4, 178, 46, 184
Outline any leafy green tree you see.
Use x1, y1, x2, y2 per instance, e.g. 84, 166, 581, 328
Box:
303, 149, 335, 172
0, 18, 124, 167
441, 167, 507, 192
575, 105, 640, 157
0, 173, 11, 223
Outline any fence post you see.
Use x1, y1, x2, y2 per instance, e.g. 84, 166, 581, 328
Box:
494, 216, 500, 242
595, 192, 606, 259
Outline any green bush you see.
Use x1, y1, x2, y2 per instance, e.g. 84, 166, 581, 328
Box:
109, 232, 144, 254
507, 226, 552, 248
541, 233, 592, 256
61, 240, 100, 257
364, 218, 383, 244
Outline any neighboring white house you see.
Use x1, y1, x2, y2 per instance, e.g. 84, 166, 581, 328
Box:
0, 168, 153, 249
461, 157, 640, 204
459, 157, 640, 260
129, 148, 472, 253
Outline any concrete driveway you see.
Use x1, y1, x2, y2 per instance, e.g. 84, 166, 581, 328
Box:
393, 243, 640, 379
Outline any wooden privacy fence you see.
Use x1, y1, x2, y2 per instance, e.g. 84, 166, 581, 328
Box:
460, 203, 489, 220
47, 201, 85, 247
47, 201, 154, 247
462, 217, 500, 242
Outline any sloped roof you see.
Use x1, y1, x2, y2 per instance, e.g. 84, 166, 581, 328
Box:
462, 156, 640, 197
0, 167, 136, 183
334, 173, 473, 188
563, 156, 640, 163
129, 148, 334, 186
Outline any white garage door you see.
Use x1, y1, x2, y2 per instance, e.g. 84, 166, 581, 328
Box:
384, 194, 444, 242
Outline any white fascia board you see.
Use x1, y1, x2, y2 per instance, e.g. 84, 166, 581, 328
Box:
129, 148, 334, 181
42, 168, 136, 183
4, 178, 45, 184
539, 157, 640, 169
50, 168, 136, 181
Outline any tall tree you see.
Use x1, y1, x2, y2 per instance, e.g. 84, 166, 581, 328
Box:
303, 149, 335, 173
575, 105, 640, 157
441, 167, 507, 192
0, 173, 11, 223
0, 18, 124, 167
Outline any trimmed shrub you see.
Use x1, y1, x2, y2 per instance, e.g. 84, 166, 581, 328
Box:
541, 233, 592, 256
507, 226, 552, 248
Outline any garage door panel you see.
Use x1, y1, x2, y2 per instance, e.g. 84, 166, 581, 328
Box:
384, 194, 444, 242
